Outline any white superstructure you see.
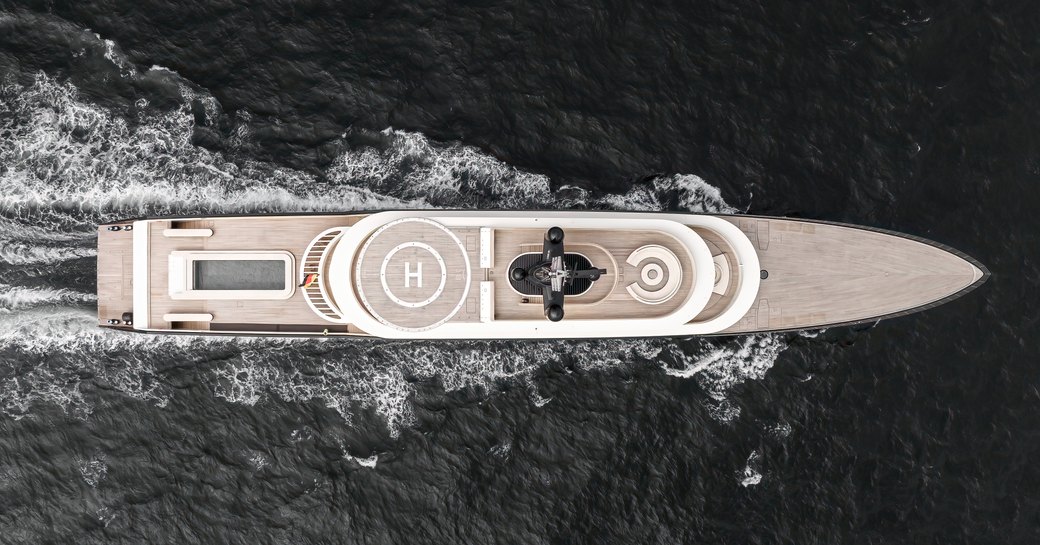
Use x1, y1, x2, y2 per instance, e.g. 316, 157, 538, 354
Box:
304, 211, 760, 339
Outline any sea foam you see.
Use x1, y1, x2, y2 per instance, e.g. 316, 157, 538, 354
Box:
0, 48, 791, 433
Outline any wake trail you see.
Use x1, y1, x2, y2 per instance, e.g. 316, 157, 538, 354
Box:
0, 29, 788, 431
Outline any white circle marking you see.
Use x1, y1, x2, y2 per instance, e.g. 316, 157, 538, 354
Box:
354, 217, 472, 331
641, 263, 664, 286
379, 242, 447, 308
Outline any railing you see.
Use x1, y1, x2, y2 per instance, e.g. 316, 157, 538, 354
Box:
301, 228, 346, 322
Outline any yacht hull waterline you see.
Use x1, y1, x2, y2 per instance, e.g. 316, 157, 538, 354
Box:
96, 211, 989, 339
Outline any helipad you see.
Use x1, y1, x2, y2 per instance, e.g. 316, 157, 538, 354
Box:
354, 218, 474, 331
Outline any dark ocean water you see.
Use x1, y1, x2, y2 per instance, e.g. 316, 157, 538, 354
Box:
0, 1, 1035, 543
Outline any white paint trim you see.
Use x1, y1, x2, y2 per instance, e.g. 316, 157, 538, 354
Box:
132, 327, 366, 337
479, 227, 493, 268
162, 228, 213, 238
684, 221, 761, 333
479, 281, 494, 323
162, 313, 213, 322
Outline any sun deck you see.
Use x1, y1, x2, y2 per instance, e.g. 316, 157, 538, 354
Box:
99, 215, 370, 335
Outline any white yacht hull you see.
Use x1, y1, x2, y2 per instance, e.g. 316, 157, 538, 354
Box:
97, 211, 988, 339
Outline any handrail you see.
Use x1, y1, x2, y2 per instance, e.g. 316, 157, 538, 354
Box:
301, 227, 348, 322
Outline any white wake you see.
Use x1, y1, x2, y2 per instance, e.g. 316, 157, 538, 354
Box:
0, 43, 790, 433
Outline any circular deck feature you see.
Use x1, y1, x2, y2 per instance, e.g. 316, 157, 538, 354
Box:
354, 218, 471, 331
625, 244, 683, 305
380, 241, 447, 308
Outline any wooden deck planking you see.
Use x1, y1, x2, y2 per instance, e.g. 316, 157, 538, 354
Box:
353, 221, 482, 330
147, 215, 366, 332
491, 228, 696, 320
97, 225, 135, 324
719, 216, 982, 333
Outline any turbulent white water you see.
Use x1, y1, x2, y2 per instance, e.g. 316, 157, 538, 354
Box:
0, 67, 790, 433
78, 452, 108, 487
740, 451, 763, 487
0, 283, 96, 311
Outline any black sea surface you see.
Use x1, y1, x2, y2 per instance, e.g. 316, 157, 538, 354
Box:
0, 1, 1035, 543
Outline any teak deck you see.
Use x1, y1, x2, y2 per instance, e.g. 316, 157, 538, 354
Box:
98, 215, 369, 334
353, 220, 482, 330
719, 216, 984, 333
490, 228, 695, 321
97, 225, 134, 322
97, 212, 985, 337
